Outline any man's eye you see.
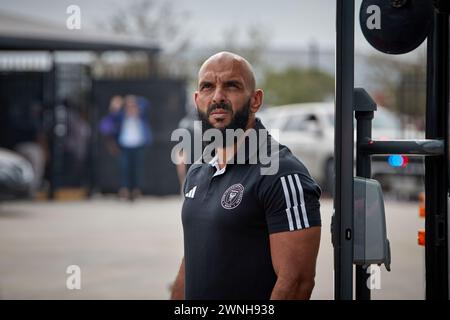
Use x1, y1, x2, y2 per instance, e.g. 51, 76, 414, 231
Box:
201, 83, 212, 90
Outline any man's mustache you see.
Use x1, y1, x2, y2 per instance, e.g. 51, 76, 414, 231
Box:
207, 102, 232, 116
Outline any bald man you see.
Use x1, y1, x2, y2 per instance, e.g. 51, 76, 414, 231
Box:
171, 52, 322, 300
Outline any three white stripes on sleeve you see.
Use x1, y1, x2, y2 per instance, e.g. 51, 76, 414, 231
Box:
280, 174, 310, 231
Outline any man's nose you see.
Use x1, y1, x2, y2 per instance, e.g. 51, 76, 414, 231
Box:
212, 87, 226, 104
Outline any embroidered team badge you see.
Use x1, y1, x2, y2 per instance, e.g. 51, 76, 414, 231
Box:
221, 183, 244, 210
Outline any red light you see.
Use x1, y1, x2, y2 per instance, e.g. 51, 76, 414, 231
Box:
401, 155, 409, 167
418, 230, 425, 246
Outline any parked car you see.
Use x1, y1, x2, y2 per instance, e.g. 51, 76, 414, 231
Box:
259, 102, 425, 198
0, 148, 34, 200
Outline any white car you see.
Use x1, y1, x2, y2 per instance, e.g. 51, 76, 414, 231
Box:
259, 102, 424, 197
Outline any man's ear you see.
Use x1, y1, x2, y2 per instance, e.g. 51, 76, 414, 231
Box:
250, 89, 264, 113
194, 91, 199, 107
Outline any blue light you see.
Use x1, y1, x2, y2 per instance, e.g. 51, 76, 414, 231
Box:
388, 155, 403, 167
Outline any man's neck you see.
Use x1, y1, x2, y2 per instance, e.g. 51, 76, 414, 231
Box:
216, 117, 256, 169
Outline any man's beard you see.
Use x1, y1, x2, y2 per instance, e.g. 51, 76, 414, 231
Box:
197, 99, 251, 147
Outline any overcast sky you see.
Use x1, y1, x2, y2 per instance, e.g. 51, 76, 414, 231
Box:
0, 0, 378, 52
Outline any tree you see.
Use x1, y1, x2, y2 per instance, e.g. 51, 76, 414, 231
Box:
98, 0, 191, 77
102, 0, 190, 53
262, 67, 334, 106
221, 24, 271, 70
365, 52, 427, 129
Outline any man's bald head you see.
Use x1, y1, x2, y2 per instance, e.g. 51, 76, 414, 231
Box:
198, 51, 256, 92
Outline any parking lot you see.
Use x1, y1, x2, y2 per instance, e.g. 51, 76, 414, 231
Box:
0, 196, 424, 299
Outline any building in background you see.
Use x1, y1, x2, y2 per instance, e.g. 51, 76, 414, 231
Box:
0, 13, 187, 199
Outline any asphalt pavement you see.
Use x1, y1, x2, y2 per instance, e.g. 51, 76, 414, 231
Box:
0, 195, 424, 299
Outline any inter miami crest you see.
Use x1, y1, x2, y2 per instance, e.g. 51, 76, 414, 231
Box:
221, 183, 244, 210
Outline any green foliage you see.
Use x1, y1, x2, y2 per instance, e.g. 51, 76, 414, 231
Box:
262, 67, 334, 106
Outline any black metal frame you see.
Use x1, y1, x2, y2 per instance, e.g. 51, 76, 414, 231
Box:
335, 0, 449, 300
424, 6, 449, 300
334, 0, 355, 300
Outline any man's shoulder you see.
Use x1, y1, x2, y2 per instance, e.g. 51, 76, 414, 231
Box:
257, 143, 319, 190
186, 161, 206, 178
279, 144, 309, 170
266, 143, 311, 176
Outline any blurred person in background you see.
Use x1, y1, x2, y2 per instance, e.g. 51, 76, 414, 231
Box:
101, 95, 123, 156
64, 98, 91, 187
101, 95, 153, 200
